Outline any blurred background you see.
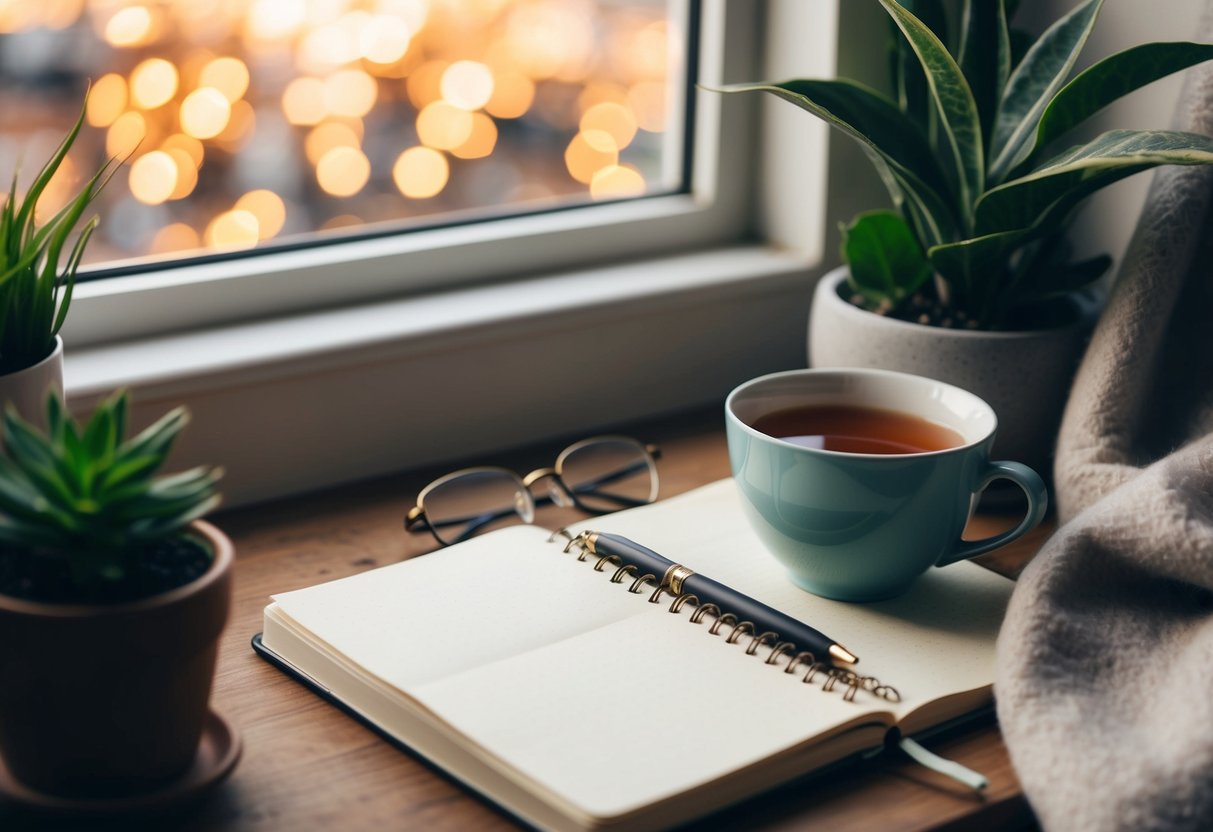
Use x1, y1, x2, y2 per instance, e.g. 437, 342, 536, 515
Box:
0, 0, 686, 270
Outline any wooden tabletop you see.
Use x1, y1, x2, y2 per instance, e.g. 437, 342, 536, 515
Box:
1, 408, 1053, 831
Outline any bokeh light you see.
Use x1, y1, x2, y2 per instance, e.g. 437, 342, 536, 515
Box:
180, 88, 231, 139
565, 130, 618, 184
484, 70, 535, 119
416, 102, 474, 151
591, 164, 645, 199
315, 146, 371, 197
86, 73, 128, 127
305, 121, 362, 166
1, 0, 678, 265
128, 150, 178, 205
199, 57, 250, 103
580, 102, 637, 150
166, 148, 199, 200
452, 113, 498, 160
205, 209, 260, 248
106, 110, 147, 157
323, 69, 378, 118
104, 6, 152, 47
393, 147, 449, 199
360, 15, 413, 64
129, 58, 178, 109
282, 77, 327, 126
441, 61, 494, 111
235, 189, 287, 239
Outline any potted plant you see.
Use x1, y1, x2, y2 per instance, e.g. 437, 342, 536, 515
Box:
0, 390, 235, 805
1, 98, 114, 422
722, 0, 1213, 474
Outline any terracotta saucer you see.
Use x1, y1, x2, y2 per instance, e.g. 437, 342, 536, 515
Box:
0, 709, 241, 817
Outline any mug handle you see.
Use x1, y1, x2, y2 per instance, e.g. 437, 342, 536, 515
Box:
935, 461, 1048, 567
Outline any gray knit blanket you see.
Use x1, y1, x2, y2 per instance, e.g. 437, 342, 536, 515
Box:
994, 30, 1213, 832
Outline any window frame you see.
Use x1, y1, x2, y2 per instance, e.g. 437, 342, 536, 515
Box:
66, 0, 757, 348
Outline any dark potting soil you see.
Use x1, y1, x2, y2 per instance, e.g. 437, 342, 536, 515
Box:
0, 537, 212, 605
848, 291, 983, 329
846, 289, 1081, 331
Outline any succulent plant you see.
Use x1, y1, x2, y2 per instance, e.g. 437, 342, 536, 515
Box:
722, 0, 1213, 329
0, 390, 221, 592
0, 94, 115, 374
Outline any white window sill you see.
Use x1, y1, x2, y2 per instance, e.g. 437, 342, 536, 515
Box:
67, 245, 822, 507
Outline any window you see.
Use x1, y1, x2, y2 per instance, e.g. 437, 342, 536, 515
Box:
52, 1, 841, 507
1, 0, 691, 273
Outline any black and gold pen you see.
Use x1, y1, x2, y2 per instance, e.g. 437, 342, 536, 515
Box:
583, 532, 859, 666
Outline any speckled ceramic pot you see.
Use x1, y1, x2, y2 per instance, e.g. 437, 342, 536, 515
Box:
808, 267, 1099, 480
0, 336, 63, 426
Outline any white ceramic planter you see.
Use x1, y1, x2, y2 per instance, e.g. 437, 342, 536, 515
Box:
809, 267, 1097, 480
0, 337, 64, 426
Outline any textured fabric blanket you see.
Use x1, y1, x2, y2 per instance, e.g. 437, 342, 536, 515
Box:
994, 22, 1213, 832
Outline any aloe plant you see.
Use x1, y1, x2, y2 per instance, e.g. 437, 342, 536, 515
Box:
723, 0, 1213, 328
0, 390, 222, 594
0, 95, 115, 374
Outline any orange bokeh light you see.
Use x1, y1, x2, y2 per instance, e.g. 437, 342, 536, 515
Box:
452, 113, 498, 160
564, 130, 618, 185
416, 101, 474, 151
315, 146, 371, 197
235, 189, 287, 239
180, 88, 231, 139
87, 73, 128, 127
393, 146, 449, 199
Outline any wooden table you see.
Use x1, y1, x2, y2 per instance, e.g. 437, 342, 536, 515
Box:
1, 408, 1053, 831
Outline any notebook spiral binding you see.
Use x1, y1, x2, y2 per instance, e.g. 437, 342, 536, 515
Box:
549, 529, 900, 705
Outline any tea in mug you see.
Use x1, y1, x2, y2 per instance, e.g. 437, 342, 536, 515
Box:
749, 404, 965, 455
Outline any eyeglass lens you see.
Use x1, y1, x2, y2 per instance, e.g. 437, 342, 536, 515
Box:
421, 469, 535, 546
557, 437, 658, 513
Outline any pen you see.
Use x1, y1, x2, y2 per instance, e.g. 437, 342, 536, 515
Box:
582, 532, 859, 666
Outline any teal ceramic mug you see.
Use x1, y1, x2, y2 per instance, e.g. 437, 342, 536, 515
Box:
725, 368, 1047, 601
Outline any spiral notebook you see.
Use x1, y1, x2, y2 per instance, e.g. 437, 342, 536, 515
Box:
256, 479, 1013, 832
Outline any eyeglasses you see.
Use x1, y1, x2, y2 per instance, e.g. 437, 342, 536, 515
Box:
404, 436, 661, 546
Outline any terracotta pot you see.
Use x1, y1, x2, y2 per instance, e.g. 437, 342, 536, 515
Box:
0, 521, 233, 799
809, 266, 1098, 480
0, 336, 63, 426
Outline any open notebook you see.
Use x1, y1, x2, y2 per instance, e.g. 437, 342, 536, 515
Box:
256, 479, 1013, 832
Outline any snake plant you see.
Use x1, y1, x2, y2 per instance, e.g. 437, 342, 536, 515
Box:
0, 95, 114, 374
722, 0, 1213, 328
0, 391, 222, 592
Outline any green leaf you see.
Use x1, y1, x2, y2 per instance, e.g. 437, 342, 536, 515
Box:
1032, 42, 1213, 158
116, 406, 189, 465
95, 454, 161, 493
130, 494, 222, 539
12, 96, 86, 241
717, 79, 949, 195
840, 211, 933, 307
976, 129, 1213, 234
988, 0, 1104, 183
1021, 253, 1112, 298
959, 0, 1012, 142
890, 0, 949, 133
45, 392, 65, 444
716, 79, 957, 244
929, 228, 1028, 321
879, 0, 985, 223
83, 397, 117, 460
52, 215, 97, 336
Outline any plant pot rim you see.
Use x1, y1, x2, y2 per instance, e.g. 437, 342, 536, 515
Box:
0, 519, 233, 619
0, 335, 63, 381
819, 265, 1095, 340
